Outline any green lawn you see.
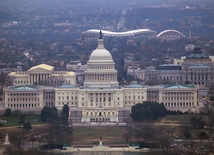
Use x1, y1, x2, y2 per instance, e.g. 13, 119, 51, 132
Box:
1, 114, 210, 144
73, 126, 126, 145
0, 115, 44, 127
157, 114, 195, 125
72, 114, 204, 145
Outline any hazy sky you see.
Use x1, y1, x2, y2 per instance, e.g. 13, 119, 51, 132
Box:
1, 0, 214, 8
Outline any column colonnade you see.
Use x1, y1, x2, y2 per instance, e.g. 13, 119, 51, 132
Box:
29, 73, 50, 85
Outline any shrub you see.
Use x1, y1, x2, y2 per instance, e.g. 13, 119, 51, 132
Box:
167, 110, 184, 115
210, 96, 214, 101
183, 128, 191, 139
12, 110, 23, 116
190, 116, 205, 129
130, 102, 167, 121
23, 122, 32, 130
4, 108, 12, 116
199, 132, 208, 139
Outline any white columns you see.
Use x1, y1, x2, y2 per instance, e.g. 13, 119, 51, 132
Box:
30, 74, 32, 85
37, 74, 39, 84
43, 74, 45, 83
33, 74, 35, 85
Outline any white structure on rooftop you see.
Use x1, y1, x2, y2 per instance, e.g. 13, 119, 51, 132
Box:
81, 29, 157, 41
157, 29, 185, 40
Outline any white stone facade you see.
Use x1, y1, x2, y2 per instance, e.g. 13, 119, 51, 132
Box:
3, 33, 201, 123
9, 64, 76, 86
158, 84, 198, 113
145, 48, 214, 87
127, 68, 145, 80
4, 85, 44, 112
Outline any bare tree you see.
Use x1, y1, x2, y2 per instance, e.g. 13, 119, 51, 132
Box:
9, 129, 26, 150
33, 129, 44, 147
45, 75, 65, 86
156, 133, 173, 155
3, 147, 48, 155
3, 146, 24, 155
30, 137, 37, 148
5, 75, 14, 87
203, 101, 214, 139
135, 122, 157, 142
122, 120, 134, 143
41, 116, 73, 148
176, 140, 214, 155
0, 130, 5, 142
208, 82, 214, 96
50, 116, 73, 144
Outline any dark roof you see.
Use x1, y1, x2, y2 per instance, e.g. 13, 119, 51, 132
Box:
186, 47, 209, 59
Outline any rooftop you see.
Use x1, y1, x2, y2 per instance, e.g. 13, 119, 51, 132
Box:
186, 47, 209, 59
58, 83, 76, 88
84, 29, 156, 37
187, 65, 211, 69
7, 85, 42, 91
161, 84, 196, 89
126, 84, 144, 88
28, 64, 54, 71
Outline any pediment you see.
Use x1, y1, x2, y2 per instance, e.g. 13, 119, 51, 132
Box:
28, 68, 53, 74
28, 64, 54, 73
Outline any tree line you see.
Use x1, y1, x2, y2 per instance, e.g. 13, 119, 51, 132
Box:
1, 104, 72, 155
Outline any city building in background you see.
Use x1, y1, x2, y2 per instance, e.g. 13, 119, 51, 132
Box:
144, 47, 214, 88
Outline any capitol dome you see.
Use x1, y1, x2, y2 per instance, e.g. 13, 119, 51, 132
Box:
90, 48, 112, 60
84, 31, 118, 87
89, 31, 113, 61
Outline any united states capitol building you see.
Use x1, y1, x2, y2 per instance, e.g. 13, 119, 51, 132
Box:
3, 32, 200, 123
